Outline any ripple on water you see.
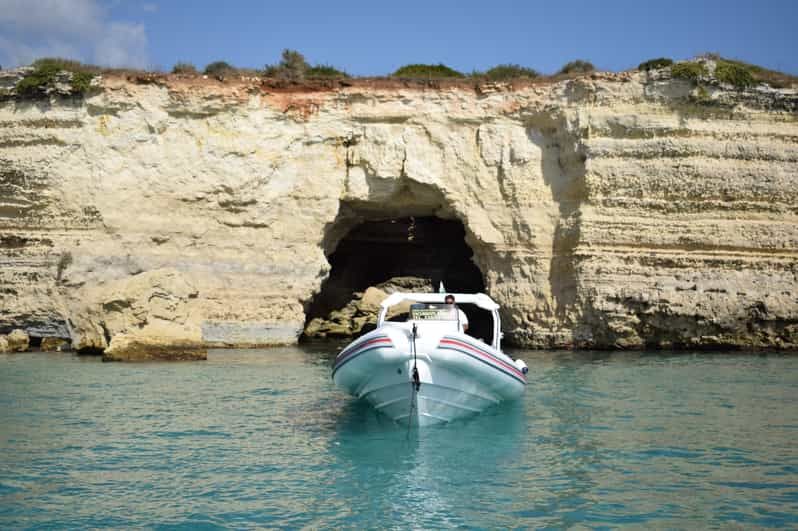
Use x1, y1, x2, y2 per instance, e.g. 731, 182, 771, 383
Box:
1, 349, 798, 528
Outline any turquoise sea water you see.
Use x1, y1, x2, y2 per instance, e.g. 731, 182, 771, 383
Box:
1, 347, 798, 529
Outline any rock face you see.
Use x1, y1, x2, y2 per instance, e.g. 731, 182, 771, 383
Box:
0, 67, 796, 353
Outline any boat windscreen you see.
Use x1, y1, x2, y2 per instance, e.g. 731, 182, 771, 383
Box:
410, 303, 457, 321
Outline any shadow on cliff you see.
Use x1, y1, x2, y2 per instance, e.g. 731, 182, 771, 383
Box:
525, 113, 588, 327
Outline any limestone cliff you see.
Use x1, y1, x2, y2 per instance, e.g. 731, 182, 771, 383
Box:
1, 65, 796, 355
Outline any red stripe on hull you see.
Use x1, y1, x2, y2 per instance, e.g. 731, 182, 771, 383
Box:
439, 338, 526, 380
335, 337, 392, 365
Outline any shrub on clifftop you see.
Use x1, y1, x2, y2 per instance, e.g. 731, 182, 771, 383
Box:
262, 49, 304, 80
307, 64, 350, 78
203, 61, 236, 79
671, 61, 708, 81
558, 60, 595, 75
172, 62, 198, 74
277, 49, 309, 80
392, 63, 464, 78
638, 57, 673, 71
262, 49, 350, 80
714, 59, 755, 88
16, 57, 97, 96
476, 64, 540, 80
715, 58, 797, 88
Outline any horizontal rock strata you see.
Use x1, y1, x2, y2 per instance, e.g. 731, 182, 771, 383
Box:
0, 66, 796, 356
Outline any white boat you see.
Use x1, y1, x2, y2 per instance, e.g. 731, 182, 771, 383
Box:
332, 292, 528, 426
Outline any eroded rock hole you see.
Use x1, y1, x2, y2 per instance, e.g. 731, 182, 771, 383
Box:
304, 217, 493, 342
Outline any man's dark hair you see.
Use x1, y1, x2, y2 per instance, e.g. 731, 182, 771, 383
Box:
445, 294, 455, 303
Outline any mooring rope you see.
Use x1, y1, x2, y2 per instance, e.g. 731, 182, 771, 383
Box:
407, 322, 420, 439
411, 323, 420, 393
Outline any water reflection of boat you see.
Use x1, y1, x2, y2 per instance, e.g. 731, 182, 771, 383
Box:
326, 396, 527, 527
332, 292, 528, 426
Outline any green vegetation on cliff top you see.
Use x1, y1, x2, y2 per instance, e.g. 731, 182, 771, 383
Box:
724, 58, 795, 88
11, 52, 797, 95
667, 54, 796, 89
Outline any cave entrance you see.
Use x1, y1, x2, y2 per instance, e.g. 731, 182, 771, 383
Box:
304, 216, 493, 342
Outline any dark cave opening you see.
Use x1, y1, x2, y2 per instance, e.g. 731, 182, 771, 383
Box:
304, 216, 494, 342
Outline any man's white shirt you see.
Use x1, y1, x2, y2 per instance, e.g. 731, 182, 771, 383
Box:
457, 308, 468, 331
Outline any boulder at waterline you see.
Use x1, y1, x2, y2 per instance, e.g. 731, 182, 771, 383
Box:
102, 334, 207, 362
6, 329, 30, 352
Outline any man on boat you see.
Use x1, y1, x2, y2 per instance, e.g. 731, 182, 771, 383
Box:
444, 294, 469, 333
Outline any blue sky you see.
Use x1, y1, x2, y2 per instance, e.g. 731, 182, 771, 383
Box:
1, 0, 797, 75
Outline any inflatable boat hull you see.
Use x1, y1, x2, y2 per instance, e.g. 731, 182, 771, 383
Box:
333, 327, 526, 426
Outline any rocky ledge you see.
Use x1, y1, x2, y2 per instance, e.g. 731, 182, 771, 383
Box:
0, 62, 796, 359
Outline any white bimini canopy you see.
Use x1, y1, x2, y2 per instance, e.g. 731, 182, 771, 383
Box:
379, 292, 500, 311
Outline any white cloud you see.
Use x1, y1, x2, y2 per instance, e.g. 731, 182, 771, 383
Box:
95, 21, 148, 68
0, 0, 149, 68
0, 35, 81, 67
